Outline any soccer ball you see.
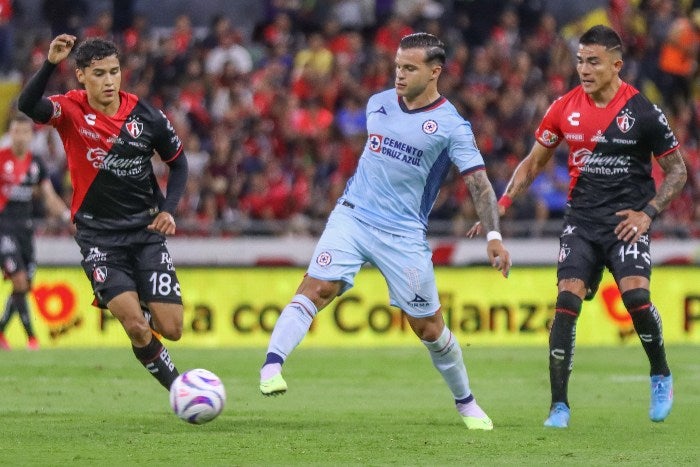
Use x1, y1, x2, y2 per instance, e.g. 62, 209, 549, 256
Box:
169, 368, 226, 424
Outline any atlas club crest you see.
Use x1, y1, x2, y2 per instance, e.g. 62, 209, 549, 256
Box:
126, 120, 143, 138
616, 111, 635, 133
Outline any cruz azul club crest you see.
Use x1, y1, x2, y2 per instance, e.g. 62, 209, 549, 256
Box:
616, 111, 635, 133
125, 119, 143, 138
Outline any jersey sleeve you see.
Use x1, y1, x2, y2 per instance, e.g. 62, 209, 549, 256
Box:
152, 109, 183, 162
535, 98, 564, 148
46, 94, 68, 128
450, 121, 485, 175
645, 104, 680, 158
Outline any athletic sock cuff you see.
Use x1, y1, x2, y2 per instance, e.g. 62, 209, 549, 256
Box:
291, 294, 318, 319
421, 325, 452, 351
132, 335, 163, 362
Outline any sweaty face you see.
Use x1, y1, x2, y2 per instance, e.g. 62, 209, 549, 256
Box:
76, 55, 122, 113
576, 43, 622, 99
394, 47, 437, 102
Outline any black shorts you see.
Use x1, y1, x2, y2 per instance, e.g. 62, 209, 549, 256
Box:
557, 217, 651, 287
75, 228, 183, 307
0, 230, 36, 279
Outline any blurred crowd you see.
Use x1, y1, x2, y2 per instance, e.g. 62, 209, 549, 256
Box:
1, 0, 699, 238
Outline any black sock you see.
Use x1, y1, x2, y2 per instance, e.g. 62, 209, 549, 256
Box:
132, 335, 180, 390
622, 290, 670, 377
549, 291, 582, 407
0, 296, 15, 332
13, 293, 35, 338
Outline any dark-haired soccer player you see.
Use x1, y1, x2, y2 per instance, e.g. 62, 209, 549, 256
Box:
259, 33, 511, 431
0, 114, 71, 350
494, 25, 686, 427
18, 34, 189, 390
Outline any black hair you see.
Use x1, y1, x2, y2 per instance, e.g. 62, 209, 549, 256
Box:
73, 38, 120, 68
579, 25, 623, 53
399, 32, 446, 65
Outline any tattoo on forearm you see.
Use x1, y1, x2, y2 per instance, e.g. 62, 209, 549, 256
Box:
654, 151, 687, 211
466, 171, 499, 232
506, 172, 536, 199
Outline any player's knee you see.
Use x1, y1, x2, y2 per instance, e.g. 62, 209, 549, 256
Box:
150, 305, 183, 341
416, 322, 443, 342
621, 288, 650, 312
121, 316, 152, 343
556, 291, 582, 316
298, 279, 339, 308
158, 320, 183, 341
10, 274, 30, 293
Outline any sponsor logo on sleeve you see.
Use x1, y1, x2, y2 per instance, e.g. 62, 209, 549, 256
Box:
541, 129, 559, 145
316, 251, 332, 267
51, 101, 62, 119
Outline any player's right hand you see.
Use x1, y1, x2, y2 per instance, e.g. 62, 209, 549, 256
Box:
48, 34, 76, 64
487, 240, 512, 279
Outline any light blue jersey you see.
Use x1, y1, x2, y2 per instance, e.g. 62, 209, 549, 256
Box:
337, 89, 485, 238
308, 90, 485, 316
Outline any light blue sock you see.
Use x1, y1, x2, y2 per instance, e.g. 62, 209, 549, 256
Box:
266, 294, 318, 361
422, 326, 471, 400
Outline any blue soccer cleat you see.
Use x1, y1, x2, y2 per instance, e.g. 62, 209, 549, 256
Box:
649, 374, 673, 422
544, 402, 570, 428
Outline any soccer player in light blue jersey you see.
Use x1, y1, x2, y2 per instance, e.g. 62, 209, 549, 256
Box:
259, 33, 511, 431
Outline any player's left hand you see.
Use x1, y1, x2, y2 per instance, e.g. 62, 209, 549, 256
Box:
487, 240, 511, 278
148, 211, 176, 235
614, 209, 652, 244
466, 221, 482, 238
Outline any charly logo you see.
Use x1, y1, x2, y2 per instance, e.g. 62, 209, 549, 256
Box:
422, 120, 438, 134
316, 251, 332, 267
567, 111, 580, 126
85, 246, 107, 262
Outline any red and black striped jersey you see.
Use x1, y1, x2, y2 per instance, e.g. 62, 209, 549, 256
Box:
0, 148, 47, 231
47, 89, 183, 230
535, 82, 679, 225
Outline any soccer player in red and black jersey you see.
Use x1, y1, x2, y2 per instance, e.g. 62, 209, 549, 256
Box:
487, 25, 687, 427
18, 35, 189, 391
0, 114, 70, 350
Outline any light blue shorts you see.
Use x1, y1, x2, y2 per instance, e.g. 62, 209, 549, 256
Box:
307, 207, 440, 318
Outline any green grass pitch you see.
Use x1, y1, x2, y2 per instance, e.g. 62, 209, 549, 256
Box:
0, 345, 698, 465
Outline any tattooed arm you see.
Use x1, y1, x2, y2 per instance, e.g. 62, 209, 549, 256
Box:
463, 169, 511, 277
615, 149, 687, 243
649, 149, 687, 212
464, 169, 500, 233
